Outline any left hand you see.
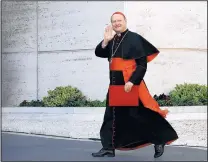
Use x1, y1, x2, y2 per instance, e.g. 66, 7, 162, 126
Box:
124, 81, 134, 92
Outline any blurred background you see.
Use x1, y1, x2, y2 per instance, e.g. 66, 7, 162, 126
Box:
1, 1, 207, 107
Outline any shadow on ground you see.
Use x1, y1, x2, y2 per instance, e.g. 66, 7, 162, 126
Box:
2, 132, 207, 161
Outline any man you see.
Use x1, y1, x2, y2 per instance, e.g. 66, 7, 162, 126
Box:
92, 11, 178, 158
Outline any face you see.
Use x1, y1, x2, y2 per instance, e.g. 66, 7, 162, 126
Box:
111, 14, 127, 33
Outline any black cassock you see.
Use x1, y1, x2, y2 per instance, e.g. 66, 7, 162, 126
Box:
95, 29, 178, 150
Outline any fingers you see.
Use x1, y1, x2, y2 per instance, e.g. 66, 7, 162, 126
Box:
124, 84, 131, 92
124, 82, 134, 92
124, 85, 130, 92
107, 25, 112, 30
105, 25, 113, 33
104, 25, 114, 41
105, 25, 110, 31
124, 86, 128, 92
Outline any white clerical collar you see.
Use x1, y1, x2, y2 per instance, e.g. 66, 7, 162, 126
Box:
117, 33, 121, 37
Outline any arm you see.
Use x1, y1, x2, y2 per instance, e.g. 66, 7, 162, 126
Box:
95, 40, 110, 58
128, 56, 147, 85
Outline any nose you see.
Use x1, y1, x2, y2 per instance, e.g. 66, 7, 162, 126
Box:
115, 23, 120, 26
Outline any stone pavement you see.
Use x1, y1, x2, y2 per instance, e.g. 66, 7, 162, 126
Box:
2, 132, 207, 161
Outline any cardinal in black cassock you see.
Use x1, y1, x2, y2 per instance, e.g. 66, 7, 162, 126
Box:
92, 11, 178, 158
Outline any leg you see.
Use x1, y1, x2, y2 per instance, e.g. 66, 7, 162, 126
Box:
137, 100, 170, 158
92, 98, 115, 157
100, 105, 114, 149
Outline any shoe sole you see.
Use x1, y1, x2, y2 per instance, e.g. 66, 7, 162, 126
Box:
106, 154, 115, 157
92, 153, 115, 157
154, 151, 164, 158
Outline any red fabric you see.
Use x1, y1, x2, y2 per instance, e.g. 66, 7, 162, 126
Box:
109, 58, 169, 118
109, 85, 139, 106
111, 11, 126, 19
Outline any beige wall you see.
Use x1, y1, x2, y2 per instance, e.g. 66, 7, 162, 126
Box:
124, 1, 207, 95
2, 1, 124, 106
2, 1, 207, 106
124, 1, 207, 49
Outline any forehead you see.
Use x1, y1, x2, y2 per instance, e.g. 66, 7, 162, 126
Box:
111, 14, 125, 21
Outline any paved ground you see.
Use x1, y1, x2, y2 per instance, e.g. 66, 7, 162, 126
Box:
2, 132, 207, 161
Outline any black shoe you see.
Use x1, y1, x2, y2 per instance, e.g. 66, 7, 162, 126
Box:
92, 148, 115, 157
154, 144, 165, 158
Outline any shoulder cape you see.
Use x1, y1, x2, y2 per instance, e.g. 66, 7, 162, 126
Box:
108, 30, 160, 62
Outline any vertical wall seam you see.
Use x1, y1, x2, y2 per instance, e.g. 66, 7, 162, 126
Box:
123, 1, 126, 16
36, 1, 39, 100
1, 1, 2, 107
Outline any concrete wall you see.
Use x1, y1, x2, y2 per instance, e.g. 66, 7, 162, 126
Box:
2, 1, 124, 106
0, 0, 2, 159
124, 1, 207, 95
0, 0, 2, 107
2, 1, 207, 106
2, 1, 38, 107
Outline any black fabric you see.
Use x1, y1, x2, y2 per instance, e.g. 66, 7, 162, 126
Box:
128, 57, 147, 85
96, 29, 178, 150
120, 30, 160, 59
95, 41, 110, 58
95, 29, 160, 60
100, 105, 114, 149
100, 95, 178, 149
109, 71, 125, 85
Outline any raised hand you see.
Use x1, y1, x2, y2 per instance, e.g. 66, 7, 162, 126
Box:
103, 25, 115, 45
